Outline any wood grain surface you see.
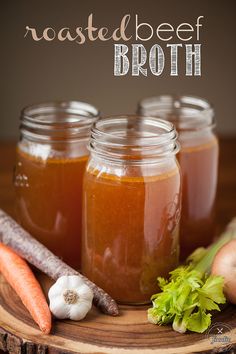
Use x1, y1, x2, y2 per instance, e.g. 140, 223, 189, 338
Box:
0, 139, 236, 354
0, 272, 235, 354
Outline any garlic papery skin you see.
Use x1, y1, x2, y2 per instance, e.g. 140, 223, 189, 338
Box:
48, 275, 94, 321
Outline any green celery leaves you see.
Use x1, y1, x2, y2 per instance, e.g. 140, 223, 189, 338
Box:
148, 264, 226, 334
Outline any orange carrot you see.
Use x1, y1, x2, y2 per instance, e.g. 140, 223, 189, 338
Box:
0, 243, 51, 334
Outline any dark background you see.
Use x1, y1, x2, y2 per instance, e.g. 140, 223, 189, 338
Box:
1, 0, 236, 139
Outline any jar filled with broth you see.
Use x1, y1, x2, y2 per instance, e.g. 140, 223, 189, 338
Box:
14, 101, 99, 269
138, 95, 218, 258
81, 116, 181, 304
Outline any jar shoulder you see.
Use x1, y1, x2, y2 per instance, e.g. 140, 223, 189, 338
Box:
17, 139, 89, 161
85, 156, 180, 180
179, 130, 218, 149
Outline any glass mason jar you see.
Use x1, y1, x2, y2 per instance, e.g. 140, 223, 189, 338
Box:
14, 101, 99, 270
138, 95, 219, 259
81, 116, 181, 304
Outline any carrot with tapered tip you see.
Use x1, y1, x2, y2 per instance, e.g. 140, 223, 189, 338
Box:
0, 243, 51, 334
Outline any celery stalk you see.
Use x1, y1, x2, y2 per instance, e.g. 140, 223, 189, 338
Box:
195, 218, 236, 274
148, 218, 236, 334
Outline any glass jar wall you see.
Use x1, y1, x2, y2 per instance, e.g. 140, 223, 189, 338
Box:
14, 101, 99, 269
138, 95, 218, 258
81, 116, 181, 304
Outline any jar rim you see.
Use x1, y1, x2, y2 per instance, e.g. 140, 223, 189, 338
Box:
89, 115, 179, 164
22, 100, 99, 124
138, 95, 215, 131
20, 101, 100, 142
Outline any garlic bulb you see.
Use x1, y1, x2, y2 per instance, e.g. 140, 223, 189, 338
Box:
48, 275, 93, 321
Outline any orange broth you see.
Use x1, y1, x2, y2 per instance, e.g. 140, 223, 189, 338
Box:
82, 165, 181, 304
178, 136, 219, 258
15, 148, 87, 269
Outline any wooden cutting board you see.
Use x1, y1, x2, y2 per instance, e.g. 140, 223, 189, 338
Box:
0, 273, 235, 354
